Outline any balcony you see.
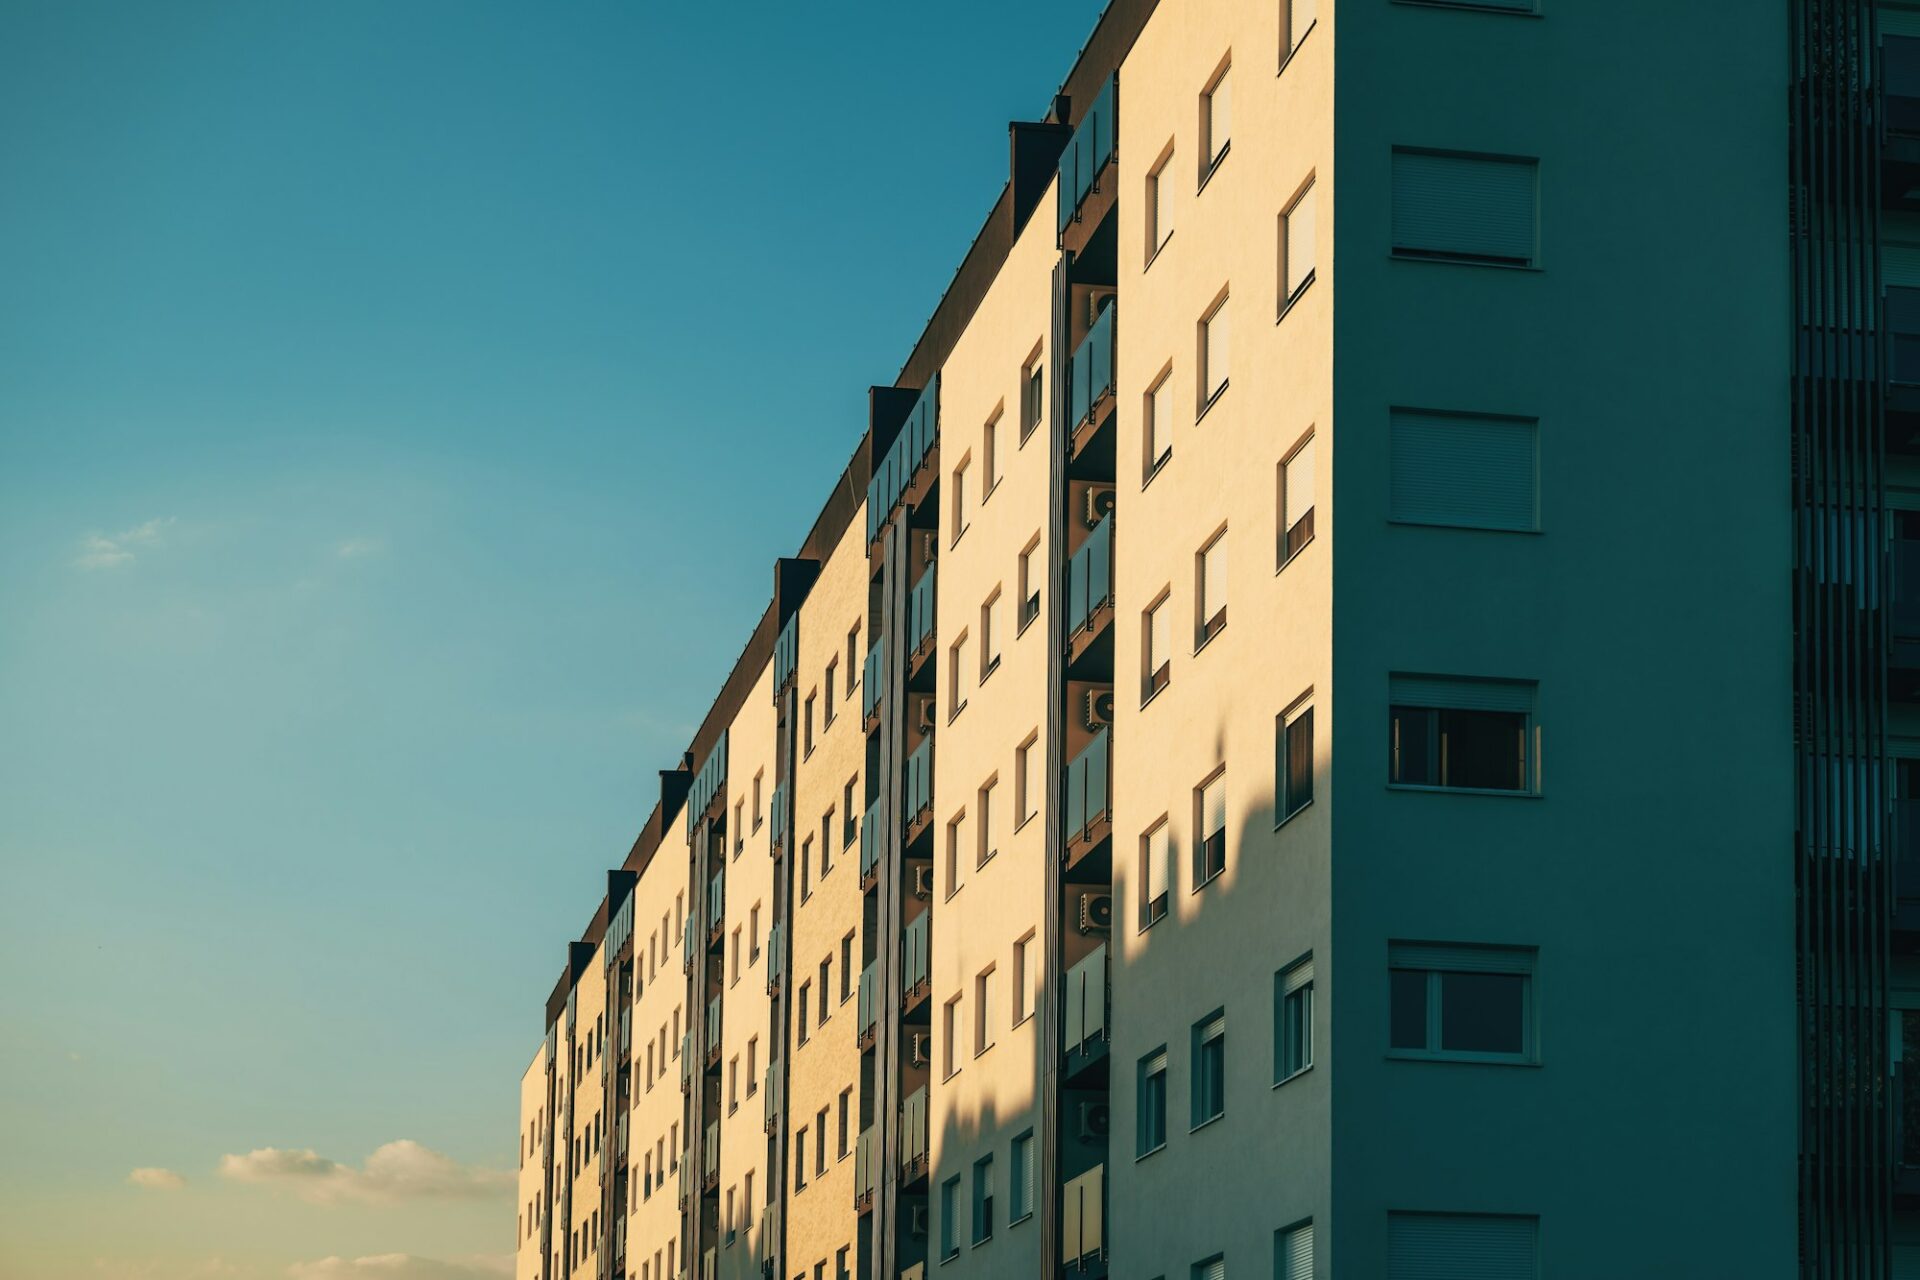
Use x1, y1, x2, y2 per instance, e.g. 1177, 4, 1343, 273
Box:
854, 1126, 876, 1215
1061, 1164, 1107, 1269
677, 1147, 691, 1209
1063, 944, 1110, 1075
857, 961, 879, 1052
770, 779, 789, 858
702, 1120, 720, 1193
705, 996, 723, 1069
1065, 514, 1114, 665
773, 614, 798, 701
763, 1060, 782, 1135
860, 797, 884, 892
902, 910, 931, 1012
680, 1033, 693, 1092
1068, 302, 1116, 460
903, 737, 935, 844
683, 915, 698, 974
686, 730, 728, 835
756, 1200, 781, 1270
1056, 74, 1117, 254
900, 1086, 929, 1185
766, 922, 784, 997
707, 870, 725, 948
866, 374, 941, 547
863, 637, 887, 732
908, 564, 938, 673
1064, 729, 1113, 868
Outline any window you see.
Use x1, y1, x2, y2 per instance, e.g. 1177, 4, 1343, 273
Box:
1137, 1047, 1168, 1156
1389, 943, 1536, 1063
1146, 142, 1175, 261
1390, 409, 1539, 531
1144, 366, 1173, 478
940, 1176, 962, 1260
797, 983, 811, 1044
1391, 148, 1539, 267
1013, 931, 1037, 1024
801, 837, 813, 900
951, 454, 972, 543
1010, 1130, 1035, 1222
1279, 434, 1315, 562
1191, 1012, 1225, 1127
1200, 58, 1231, 178
1193, 1255, 1226, 1280
840, 932, 855, 1003
747, 1036, 758, 1094
980, 590, 1003, 679
794, 1128, 808, 1190
1197, 530, 1227, 644
750, 903, 761, 964
820, 810, 833, 875
836, 1246, 850, 1280
984, 410, 1002, 496
1387, 1213, 1538, 1279
1275, 955, 1314, 1083
971, 1155, 995, 1245
1141, 818, 1172, 927
1143, 591, 1172, 700
1199, 291, 1230, 409
1017, 535, 1042, 630
816, 1108, 828, 1176
843, 778, 858, 846
949, 631, 970, 718
753, 772, 764, 829
846, 625, 860, 700
1015, 732, 1040, 826
824, 660, 837, 721
974, 966, 996, 1055
730, 927, 742, 985
1283, 0, 1316, 57
1277, 697, 1313, 821
733, 800, 744, 857
1388, 675, 1537, 792
804, 691, 817, 755
943, 995, 962, 1078
818, 958, 831, 1026
837, 1087, 852, 1157
1280, 177, 1316, 309
977, 777, 999, 867
1021, 347, 1045, 441
945, 810, 966, 899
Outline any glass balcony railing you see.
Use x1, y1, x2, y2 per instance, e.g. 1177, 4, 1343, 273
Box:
860, 797, 884, 883
863, 638, 887, 722
854, 1127, 876, 1209
1056, 74, 1118, 236
763, 1060, 782, 1131
900, 1086, 929, 1174
866, 375, 941, 544
703, 1122, 719, 1180
706, 996, 722, 1055
903, 910, 930, 998
908, 565, 937, 656
766, 922, 784, 993
1069, 302, 1116, 432
1066, 513, 1113, 640
770, 780, 789, 852
904, 737, 934, 829
683, 915, 698, 971
1063, 943, 1109, 1057
685, 729, 728, 835
1061, 1163, 1107, 1264
857, 961, 879, 1043
708, 869, 724, 929
1065, 728, 1112, 850
773, 614, 798, 697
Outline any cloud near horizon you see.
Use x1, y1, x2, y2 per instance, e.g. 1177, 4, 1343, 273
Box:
288, 1256, 510, 1280
128, 1167, 187, 1191
74, 517, 176, 570
219, 1140, 510, 1205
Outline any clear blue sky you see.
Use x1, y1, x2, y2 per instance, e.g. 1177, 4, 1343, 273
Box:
0, 3, 1106, 1276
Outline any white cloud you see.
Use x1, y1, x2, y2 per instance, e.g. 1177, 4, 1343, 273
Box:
218, 1140, 511, 1205
335, 537, 384, 559
288, 1256, 509, 1280
74, 517, 176, 570
129, 1166, 187, 1190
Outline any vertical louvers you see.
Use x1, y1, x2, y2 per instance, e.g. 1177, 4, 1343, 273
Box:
1792, 1, 1891, 1274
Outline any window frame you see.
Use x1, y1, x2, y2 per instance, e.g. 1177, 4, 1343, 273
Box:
1199, 55, 1233, 185
1137, 1045, 1169, 1157
1197, 289, 1231, 415
1193, 769, 1227, 889
1387, 942, 1539, 1065
1139, 816, 1172, 929
1274, 953, 1314, 1085
1278, 174, 1318, 315
1190, 1011, 1227, 1129
1276, 692, 1315, 825
1145, 140, 1177, 265
1196, 527, 1228, 649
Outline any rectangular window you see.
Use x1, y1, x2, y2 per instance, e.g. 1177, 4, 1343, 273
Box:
1391, 148, 1539, 267
940, 1176, 961, 1260
984, 410, 1001, 495
820, 810, 833, 875
750, 903, 761, 963
801, 838, 813, 900
1010, 1129, 1035, 1221
1280, 177, 1316, 307
1387, 1213, 1539, 1279
1143, 591, 1172, 700
981, 590, 1003, 678
945, 810, 966, 899
971, 1155, 994, 1244
843, 778, 858, 846
816, 1108, 828, 1176
977, 777, 999, 866
797, 983, 811, 1044
794, 1128, 808, 1190
1275, 955, 1314, 1082
1021, 347, 1045, 442
1389, 942, 1537, 1063
753, 771, 764, 828
1193, 1255, 1226, 1280
1013, 931, 1036, 1024
1389, 409, 1539, 531
1199, 292, 1230, 408
1197, 530, 1227, 644
818, 958, 831, 1026
1137, 1047, 1168, 1155
733, 800, 744, 857
824, 660, 837, 721
728, 1058, 739, 1112
1388, 674, 1537, 793
1201, 59, 1231, 176
1195, 770, 1226, 885
840, 931, 854, 1003
1280, 434, 1315, 561
804, 691, 817, 755
974, 966, 995, 1055
1147, 143, 1175, 260
1277, 698, 1313, 821
1141, 818, 1172, 927
1192, 1011, 1226, 1127
1018, 535, 1042, 630
943, 995, 962, 1078
838, 1087, 852, 1157
747, 1035, 758, 1093
1144, 366, 1174, 478
846, 625, 860, 699
949, 631, 970, 717
1284, 0, 1316, 55
1015, 732, 1040, 826
952, 454, 971, 543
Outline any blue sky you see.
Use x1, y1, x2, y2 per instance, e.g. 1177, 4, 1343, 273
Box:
0, 3, 1107, 1275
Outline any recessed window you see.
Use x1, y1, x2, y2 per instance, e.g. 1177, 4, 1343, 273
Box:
977, 777, 999, 867
980, 589, 1003, 679
1016, 534, 1043, 631
951, 454, 972, 544
1010, 1130, 1035, 1221
1391, 148, 1539, 267
1191, 1011, 1226, 1127
1388, 674, 1537, 793
1013, 931, 1037, 1024
1275, 955, 1314, 1083
820, 809, 834, 875
974, 965, 996, 1056
1193, 1255, 1226, 1280
1140, 818, 1172, 929
843, 777, 858, 846
1390, 409, 1539, 531
1137, 1046, 1169, 1156
949, 630, 971, 718
824, 660, 838, 722
1146, 142, 1176, 261
945, 809, 967, 900
983, 409, 1002, 497
1277, 696, 1313, 821
1388, 942, 1537, 1063
845, 625, 860, 700
943, 995, 963, 1079
804, 691, 817, 755
1279, 433, 1316, 563
1200, 58, 1232, 180
1197, 529, 1228, 645
840, 931, 854, 1003
1144, 366, 1174, 479
1278, 1221, 1313, 1280
837, 1086, 852, 1157
1283, 0, 1316, 58
1199, 292, 1231, 410
1143, 590, 1172, 701
940, 1175, 961, 1260
797, 982, 811, 1044
1021, 346, 1045, 442
1194, 770, 1226, 886
1387, 1212, 1539, 1279
1280, 177, 1317, 310
1015, 731, 1040, 827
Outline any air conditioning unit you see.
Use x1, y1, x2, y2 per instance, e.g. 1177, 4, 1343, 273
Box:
1078, 892, 1113, 934
1083, 688, 1114, 732
916, 697, 938, 736
1076, 1100, 1111, 1141
1084, 485, 1115, 528
908, 1030, 932, 1068
909, 1202, 930, 1237
911, 864, 935, 900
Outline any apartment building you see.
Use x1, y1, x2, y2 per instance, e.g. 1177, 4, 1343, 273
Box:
509, 0, 1920, 1275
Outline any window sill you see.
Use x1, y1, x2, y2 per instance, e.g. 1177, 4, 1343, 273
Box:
1016, 608, 1040, 638
1272, 1063, 1313, 1090
1389, 516, 1542, 535
1138, 906, 1168, 934
983, 477, 1001, 504
1277, 19, 1316, 74
1387, 1049, 1541, 1067
974, 1041, 996, 1060
1189, 1113, 1225, 1135
1014, 813, 1036, 834
1191, 868, 1223, 894
1010, 1211, 1033, 1227
948, 699, 967, 725
1197, 143, 1231, 195
1145, 229, 1174, 272
1390, 250, 1541, 272
981, 656, 1001, 684
1142, 451, 1172, 490
1135, 1141, 1167, 1163
1390, 0, 1540, 13
1196, 381, 1229, 425
1274, 797, 1313, 832
977, 849, 998, 870
1192, 621, 1226, 657
951, 524, 970, 549
1276, 273, 1315, 324
1275, 531, 1315, 575
1140, 680, 1170, 711
1386, 782, 1540, 799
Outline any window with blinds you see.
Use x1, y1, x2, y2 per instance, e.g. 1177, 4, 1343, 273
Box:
1391, 148, 1539, 267
1278, 700, 1314, 821
1200, 292, 1231, 407
1390, 409, 1538, 532
1388, 674, 1537, 793
1191, 1253, 1227, 1280
1285, 0, 1316, 54
1010, 1129, 1035, 1221
1138, 1047, 1169, 1155
1275, 955, 1314, 1082
1201, 59, 1231, 175
1386, 1212, 1539, 1280
1277, 1221, 1314, 1280
939, 1176, 961, 1260
1389, 942, 1537, 1063
1195, 770, 1227, 884
1281, 178, 1317, 307
1146, 369, 1173, 477
1141, 819, 1172, 927
1198, 529, 1228, 644
1144, 592, 1173, 701
1280, 433, 1315, 561
1191, 1011, 1226, 1127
